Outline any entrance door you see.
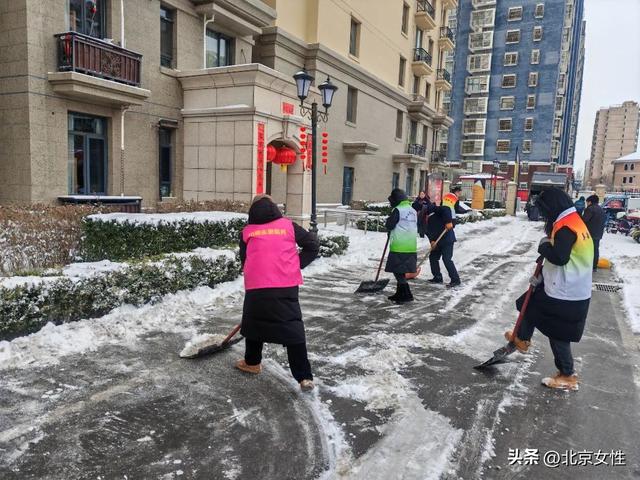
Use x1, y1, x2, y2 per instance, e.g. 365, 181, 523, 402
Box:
68, 113, 107, 195
342, 167, 354, 205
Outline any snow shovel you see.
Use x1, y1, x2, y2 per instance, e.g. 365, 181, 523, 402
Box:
405, 229, 448, 280
355, 236, 390, 293
474, 258, 543, 369
179, 324, 243, 359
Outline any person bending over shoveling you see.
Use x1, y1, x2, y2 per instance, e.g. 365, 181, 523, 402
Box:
385, 188, 418, 303
235, 195, 320, 391
506, 188, 593, 391
423, 198, 459, 288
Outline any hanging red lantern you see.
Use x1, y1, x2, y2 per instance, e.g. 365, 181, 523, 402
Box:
266, 144, 277, 162
273, 146, 297, 171
322, 132, 329, 138
87, 0, 97, 15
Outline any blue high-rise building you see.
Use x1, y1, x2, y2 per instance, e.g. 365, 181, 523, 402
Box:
447, 0, 585, 166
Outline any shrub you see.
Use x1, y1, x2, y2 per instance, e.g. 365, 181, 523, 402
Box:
153, 199, 250, 214
318, 234, 349, 257
354, 217, 387, 232
363, 202, 393, 216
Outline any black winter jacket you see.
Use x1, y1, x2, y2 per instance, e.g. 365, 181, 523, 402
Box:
582, 204, 605, 240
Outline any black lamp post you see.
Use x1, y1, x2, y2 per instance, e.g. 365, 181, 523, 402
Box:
293, 69, 338, 233
491, 160, 500, 206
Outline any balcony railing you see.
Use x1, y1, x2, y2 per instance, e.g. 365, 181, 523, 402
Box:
437, 69, 451, 83
408, 144, 427, 157
440, 27, 455, 43
416, 0, 435, 18
413, 47, 433, 66
431, 150, 447, 163
55, 32, 143, 87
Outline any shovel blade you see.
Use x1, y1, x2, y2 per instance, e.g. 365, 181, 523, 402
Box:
180, 335, 243, 359
473, 343, 516, 369
355, 278, 390, 294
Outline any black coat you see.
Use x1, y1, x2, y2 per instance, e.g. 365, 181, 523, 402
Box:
385, 189, 417, 274
424, 201, 456, 244
239, 198, 319, 345
582, 204, 605, 240
412, 197, 430, 238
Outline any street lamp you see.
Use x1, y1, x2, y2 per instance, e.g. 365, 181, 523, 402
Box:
293, 69, 338, 232
491, 160, 500, 206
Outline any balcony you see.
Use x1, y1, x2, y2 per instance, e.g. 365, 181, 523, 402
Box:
442, 0, 458, 9
431, 150, 447, 163
48, 32, 149, 106
415, 0, 436, 31
408, 143, 427, 157
407, 94, 437, 121
393, 143, 429, 166
435, 69, 452, 91
433, 107, 454, 128
439, 27, 455, 51
412, 48, 433, 77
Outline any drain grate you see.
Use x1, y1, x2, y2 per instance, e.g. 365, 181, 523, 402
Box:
593, 283, 622, 293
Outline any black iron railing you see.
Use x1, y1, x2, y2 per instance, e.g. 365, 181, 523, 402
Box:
431, 150, 447, 163
417, 0, 435, 18
440, 27, 455, 43
408, 144, 427, 157
413, 47, 433, 66
55, 31, 143, 87
437, 69, 451, 83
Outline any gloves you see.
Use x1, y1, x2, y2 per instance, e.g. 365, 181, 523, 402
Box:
538, 237, 551, 249
529, 275, 542, 287
445, 222, 454, 231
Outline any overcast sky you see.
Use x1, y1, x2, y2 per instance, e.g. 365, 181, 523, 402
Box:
574, 0, 640, 174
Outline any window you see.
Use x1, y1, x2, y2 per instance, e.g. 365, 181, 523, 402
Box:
469, 32, 493, 51
523, 139, 532, 153
463, 119, 487, 135
465, 75, 490, 94
398, 56, 406, 86
462, 140, 484, 156
349, 17, 360, 56
553, 118, 562, 136
502, 74, 516, 88
533, 26, 543, 41
496, 140, 511, 153
159, 128, 173, 198
531, 49, 540, 64
409, 120, 418, 144
623, 177, 627, 184
401, 3, 410, 34
519, 182, 528, 189
346, 87, 358, 124
555, 96, 564, 111
160, 6, 175, 68
506, 30, 521, 44
396, 110, 404, 139
467, 53, 492, 72
422, 125, 429, 148
68, 113, 107, 195
528, 72, 538, 87
504, 52, 518, 66
624, 164, 629, 171
464, 97, 488, 114
499, 118, 513, 131
470, 9, 496, 29
405, 168, 415, 196
500, 96, 515, 110
551, 140, 560, 158
206, 29, 233, 67
527, 95, 536, 109
412, 75, 420, 94
425, 82, 431, 102
392, 172, 400, 190
524, 117, 534, 131
535, 3, 545, 18
69, 0, 106, 38
508, 6, 523, 21
632, 164, 636, 170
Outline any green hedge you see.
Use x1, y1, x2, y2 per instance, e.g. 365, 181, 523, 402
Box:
354, 217, 387, 232
319, 234, 350, 256
363, 202, 393, 216
355, 208, 506, 230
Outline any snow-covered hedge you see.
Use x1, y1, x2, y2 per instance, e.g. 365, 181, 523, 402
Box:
319, 233, 350, 256
354, 217, 387, 232
355, 208, 506, 231
363, 202, 393, 216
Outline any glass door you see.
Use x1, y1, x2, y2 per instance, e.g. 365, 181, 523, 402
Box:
68, 113, 107, 195
88, 137, 106, 194
342, 167, 354, 205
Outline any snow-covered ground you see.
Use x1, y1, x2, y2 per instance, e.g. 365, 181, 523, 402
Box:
600, 233, 640, 332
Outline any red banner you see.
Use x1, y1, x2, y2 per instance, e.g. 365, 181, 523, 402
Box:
256, 123, 265, 194
306, 134, 313, 171
282, 102, 294, 115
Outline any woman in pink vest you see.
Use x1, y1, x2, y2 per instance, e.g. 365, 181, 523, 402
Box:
236, 195, 319, 391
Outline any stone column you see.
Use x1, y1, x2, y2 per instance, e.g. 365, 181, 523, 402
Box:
595, 184, 607, 202
506, 181, 517, 216
285, 158, 311, 228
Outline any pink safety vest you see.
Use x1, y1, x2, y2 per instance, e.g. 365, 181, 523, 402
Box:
242, 217, 303, 291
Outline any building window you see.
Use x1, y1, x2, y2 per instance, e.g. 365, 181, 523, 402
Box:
531, 49, 540, 64
506, 30, 521, 44
623, 177, 627, 184
396, 110, 404, 139
465, 75, 490, 94
346, 87, 358, 124
206, 30, 233, 67
524, 117, 534, 131
520, 162, 529, 173
467, 53, 492, 72
496, 140, 511, 153
551, 140, 560, 158
553, 118, 562, 136
508, 6, 523, 21
519, 182, 528, 189
398, 56, 406, 86
469, 32, 493, 51
463, 118, 487, 135
160, 6, 175, 68
68, 113, 107, 195
392, 172, 400, 189
632, 164, 636, 170
533, 26, 543, 41
422, 125, 429, 148
401, 3, 410, 34
502, 74, 517, 88
405, 168, 415, 196
528, 72, 538, 87
523, 139, 532, 153
464, 97, 488, 114
462, 139, 484, 156
500, 96, 515, 110
499, 118, 512, 132
409, 120, 418, 144
555, 95, 564, 111
349, 17, 361, 56
69, 0, 106, 38
471, 9, 496, 29
527, 94, 536, 109
504, 52, 518, 66
624, 164, 628, 171
412, 75, 420, 94
535, 3, 545, 18
425, 82, 432, 102
159, 128, 173, 198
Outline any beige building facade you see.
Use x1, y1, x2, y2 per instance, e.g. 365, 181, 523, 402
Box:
1, 0, 457, 213
612, 151, 640, 192
585, 101, 640, 189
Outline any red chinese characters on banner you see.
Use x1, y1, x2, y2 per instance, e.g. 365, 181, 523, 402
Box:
256, 123, 265, 194
306, 134, 313, 171
282, 102, 294, 115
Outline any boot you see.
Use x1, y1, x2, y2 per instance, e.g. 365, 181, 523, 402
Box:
235, 359, 262, 374
504, 330, 531, 353
428, 276, 443, 284
394, 284, 414, 304
542, 372, 579, 391
446, 279, 461, 288
388, 284, 401, 302
299, 379, 315, 391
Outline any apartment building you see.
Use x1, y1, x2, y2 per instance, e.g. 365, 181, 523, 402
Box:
584, 101, 640, 188
612, 151, 640, 192
446, 0, 585, 168
0, 0, 458, 213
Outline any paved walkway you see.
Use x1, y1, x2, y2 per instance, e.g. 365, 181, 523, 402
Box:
1, 218, 639, 479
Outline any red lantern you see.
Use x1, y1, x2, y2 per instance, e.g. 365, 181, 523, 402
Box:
273, 147, 297, 171
322, 132, 329, 138
266, 144, 277, 162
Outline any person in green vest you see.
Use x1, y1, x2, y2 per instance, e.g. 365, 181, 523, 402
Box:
385, 188, 418, 303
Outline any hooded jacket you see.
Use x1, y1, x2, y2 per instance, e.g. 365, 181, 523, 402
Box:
385, 189, 417, 253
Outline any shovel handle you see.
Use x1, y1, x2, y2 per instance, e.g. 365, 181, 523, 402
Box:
416, 229, 448, 269
511, 258, 544, 341
374, 236, 390, 283
222, 324, 242, 345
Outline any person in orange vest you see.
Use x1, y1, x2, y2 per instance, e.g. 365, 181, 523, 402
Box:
236, 195, 320, 391
505, 188, 593, 391
441, 186, 467, 220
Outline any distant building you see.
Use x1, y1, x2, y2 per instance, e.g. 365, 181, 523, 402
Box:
447, 0, 585, 167
612, 151, 640, 192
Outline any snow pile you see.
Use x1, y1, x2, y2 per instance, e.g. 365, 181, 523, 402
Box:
86, 211, 247, 226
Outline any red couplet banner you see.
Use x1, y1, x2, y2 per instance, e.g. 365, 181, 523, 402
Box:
256, 123, 265, 194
